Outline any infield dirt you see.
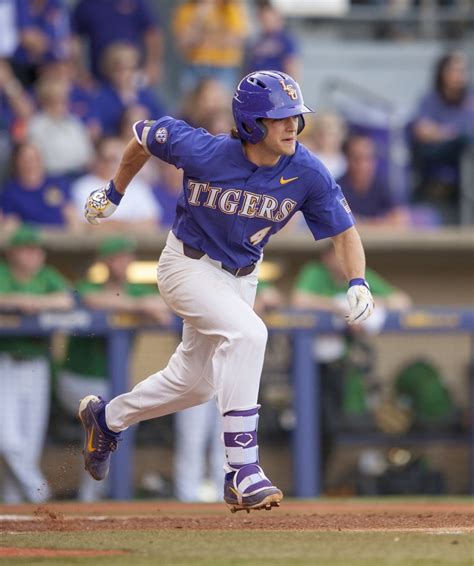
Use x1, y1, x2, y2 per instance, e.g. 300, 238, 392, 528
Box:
1, 499, 473, 565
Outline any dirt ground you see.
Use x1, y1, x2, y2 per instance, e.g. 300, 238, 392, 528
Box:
1, 500, 472, 533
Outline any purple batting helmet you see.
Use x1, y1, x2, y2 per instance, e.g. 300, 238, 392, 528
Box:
232, 70, 314, 144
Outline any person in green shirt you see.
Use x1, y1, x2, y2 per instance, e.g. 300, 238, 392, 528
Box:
56, 235, 171, 501
291, 245, 412, 486
0, 225, 73, 503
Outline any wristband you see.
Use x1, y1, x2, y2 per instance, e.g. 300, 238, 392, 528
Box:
349, 278, 370, 289
105, 180, 123, 205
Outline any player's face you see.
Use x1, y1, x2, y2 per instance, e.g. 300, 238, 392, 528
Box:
106, 253, 134, 281
261, 116, 299, 157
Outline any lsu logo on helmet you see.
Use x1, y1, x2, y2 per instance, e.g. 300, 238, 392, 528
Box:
279, 79, 298, 101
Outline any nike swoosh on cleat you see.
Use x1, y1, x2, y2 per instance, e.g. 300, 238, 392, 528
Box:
280, 176, 299, 185
87, 428, 96, 452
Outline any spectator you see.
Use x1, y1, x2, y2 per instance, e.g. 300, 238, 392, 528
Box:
0, 59, 34, 138
173, 0, 248, 93
29, 77, 94, 178
245, 0, 300, 78
410, 50, 474, 224
56, 235, 171, 501
338, 135, 410, 227
0, 224, 73, 503
0, 142, 79, 231
306, 112, 348, 180
11, 0, 70, 87
71, 0, 163, 85
37, 57, 101, 140
70, 136, 161, 233
179, 77, 231, 130
94, 42, 166, 136
291, 244, 412, 483
0, 59, 34, 183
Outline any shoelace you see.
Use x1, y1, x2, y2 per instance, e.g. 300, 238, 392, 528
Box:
94, 432, 119, 460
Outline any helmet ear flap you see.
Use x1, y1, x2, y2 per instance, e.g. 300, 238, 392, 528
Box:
297, 115, 305, 135
255, 119, 267, 142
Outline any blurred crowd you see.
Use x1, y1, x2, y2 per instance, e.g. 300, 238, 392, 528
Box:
0, 0, 472, 233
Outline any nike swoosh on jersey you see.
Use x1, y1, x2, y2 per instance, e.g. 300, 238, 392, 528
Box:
280, 176, 299, 185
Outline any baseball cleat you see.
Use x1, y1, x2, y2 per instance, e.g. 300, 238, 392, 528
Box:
224, 464, 283, 513
78, 395, 120, 481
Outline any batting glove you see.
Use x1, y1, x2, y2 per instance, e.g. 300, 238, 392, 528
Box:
84, 180, 123, 225
346, 278, 375, 324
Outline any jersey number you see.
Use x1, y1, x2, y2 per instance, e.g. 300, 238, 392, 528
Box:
249, 226, 272, 246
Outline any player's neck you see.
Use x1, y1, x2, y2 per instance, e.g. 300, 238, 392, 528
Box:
243, 142, 281, 168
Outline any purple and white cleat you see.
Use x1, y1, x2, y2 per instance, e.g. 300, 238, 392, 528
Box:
224, 463, 283, 513
78, 395, 120, 481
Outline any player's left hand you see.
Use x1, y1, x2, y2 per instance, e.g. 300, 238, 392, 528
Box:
346, 278, 375, 324
84, 180, 123, 225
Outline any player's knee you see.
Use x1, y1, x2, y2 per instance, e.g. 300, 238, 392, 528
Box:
250, 316, 268, 347
228, 315, 267, 349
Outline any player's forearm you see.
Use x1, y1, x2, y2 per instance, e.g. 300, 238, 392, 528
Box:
331, 226, 366, 282
82, 293, 139, 312
291, 291, 344, 313
113, 138, 150, 194
33, 293, 74, 311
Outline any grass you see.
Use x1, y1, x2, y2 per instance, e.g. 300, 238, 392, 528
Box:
1, 530, 473, 566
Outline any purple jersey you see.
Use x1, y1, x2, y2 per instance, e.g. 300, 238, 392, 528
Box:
0, 176, 71, 226
134, 117, 354, 269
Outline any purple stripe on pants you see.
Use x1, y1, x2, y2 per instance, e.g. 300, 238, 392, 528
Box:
224, 407, 259, 417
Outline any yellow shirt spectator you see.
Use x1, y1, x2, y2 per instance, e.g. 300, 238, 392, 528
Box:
173, 0, 248, 68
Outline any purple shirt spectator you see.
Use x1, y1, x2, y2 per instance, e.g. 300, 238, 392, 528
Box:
245, 2, 299, 77
94, 83, 165, 136
337, 172, 399, 219
246, 30, 298, 74
1, 176, 71, 226
13, 0, 70, 66
72, 0, 159, 79
414, 90, 474, 142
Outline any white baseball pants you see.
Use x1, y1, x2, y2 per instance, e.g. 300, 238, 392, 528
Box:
106, 231, 267, 431
0, 355, 50, 503
174, 399, 224, 501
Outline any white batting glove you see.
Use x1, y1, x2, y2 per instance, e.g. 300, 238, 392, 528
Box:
346, 278, 375, 324
84, 180, 123, 225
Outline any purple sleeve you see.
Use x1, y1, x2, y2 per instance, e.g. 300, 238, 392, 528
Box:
301, 172, 355, 240
133, 117, 216, 170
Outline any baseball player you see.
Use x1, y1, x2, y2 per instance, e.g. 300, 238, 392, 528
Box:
0, 225, 73, 503
79, 70, 375, 512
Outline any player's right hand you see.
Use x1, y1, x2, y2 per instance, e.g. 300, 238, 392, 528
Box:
84, 180, 123, 225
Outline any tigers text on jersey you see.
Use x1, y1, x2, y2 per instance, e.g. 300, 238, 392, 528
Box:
133, 117, 354, 270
